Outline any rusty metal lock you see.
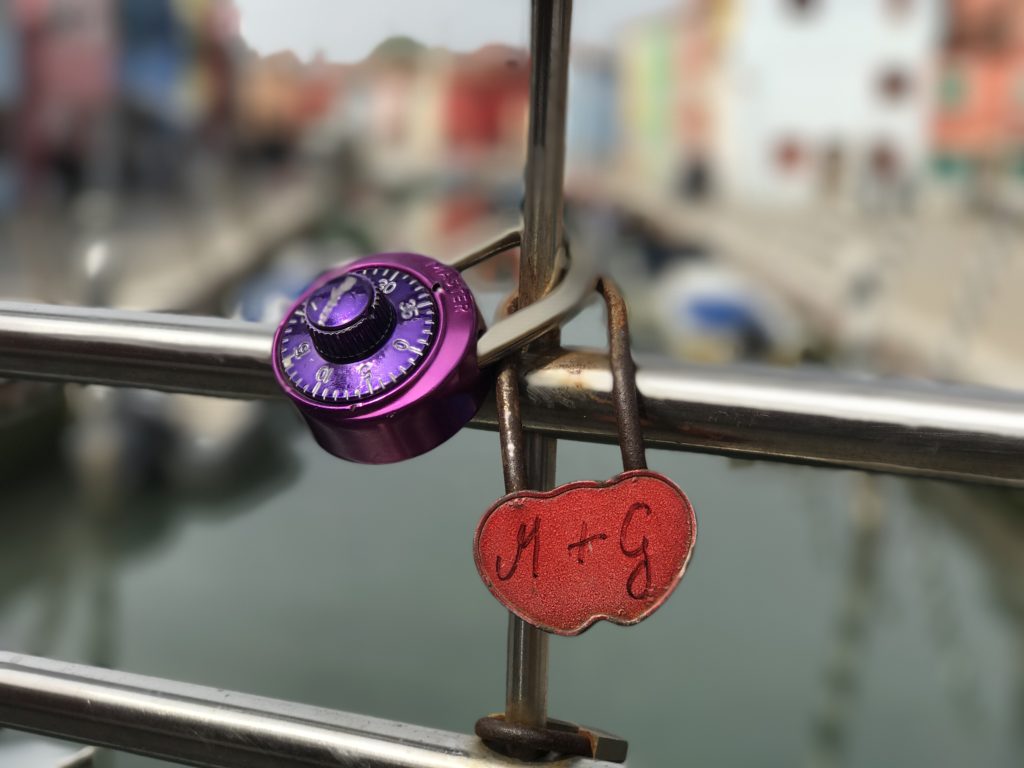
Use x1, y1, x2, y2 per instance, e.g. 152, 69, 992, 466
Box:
474, 280, 697, 763
474, 279, 697, 636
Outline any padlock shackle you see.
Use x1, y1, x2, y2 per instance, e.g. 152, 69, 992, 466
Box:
443, 229, 523, 273
493, 279, 647, 475
494, 295, 530, 495
599, 279, 647, 472
445, 230, 599, 368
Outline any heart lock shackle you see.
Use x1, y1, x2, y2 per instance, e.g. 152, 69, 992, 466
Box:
474, 279, 698, 637
272, 252, 488, 464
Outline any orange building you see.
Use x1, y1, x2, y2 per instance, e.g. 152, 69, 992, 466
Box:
933, 0, 1024, 178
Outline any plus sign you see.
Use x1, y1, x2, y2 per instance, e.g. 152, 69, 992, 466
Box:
566, 520, 608, 565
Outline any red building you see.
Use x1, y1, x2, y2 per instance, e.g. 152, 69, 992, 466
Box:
444, 44, 528, 152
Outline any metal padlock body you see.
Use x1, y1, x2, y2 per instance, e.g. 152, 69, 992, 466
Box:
272, 252, 489, 463
475, 468, 696, 635
473, 279, 697, 636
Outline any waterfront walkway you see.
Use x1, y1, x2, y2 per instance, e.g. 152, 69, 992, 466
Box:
595, 178, 1023, 391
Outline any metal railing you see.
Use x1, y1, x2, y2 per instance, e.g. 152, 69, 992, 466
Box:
0, 652, 617, 768
1, 307, 1019, 768
1, 300, 1021, 487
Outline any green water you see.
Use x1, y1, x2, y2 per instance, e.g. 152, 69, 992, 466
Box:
1, 415, 1021, 767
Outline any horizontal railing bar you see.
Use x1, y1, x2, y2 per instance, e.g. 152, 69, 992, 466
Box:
0, 301, 1021, 487
0, 652, 614, 768
477, 350, 1023, 487
0, 301, 278, 399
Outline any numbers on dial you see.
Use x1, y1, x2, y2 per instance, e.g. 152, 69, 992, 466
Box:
399, 299, 419, 319
392, 338, 423, 354
279, 267, 438, 404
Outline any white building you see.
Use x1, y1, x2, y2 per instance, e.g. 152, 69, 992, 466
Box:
717, 0, 943, 207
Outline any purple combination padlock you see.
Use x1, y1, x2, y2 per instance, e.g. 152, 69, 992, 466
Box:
272, 252, 489, 463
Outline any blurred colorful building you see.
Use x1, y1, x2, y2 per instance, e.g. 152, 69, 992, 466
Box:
566, 47, 617, 173
932, 0, 1024, 197
0, 2, 21, 211
616, 0, 734, 198
335, 39, 529, 179
14, 0, 116, 196
6, 0, 1023, 217
0, 0, 351, 207
615, 0, 942, 208
237, 49, 346, 159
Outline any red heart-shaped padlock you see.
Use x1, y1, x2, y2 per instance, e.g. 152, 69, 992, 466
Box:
473, 469, 696, 636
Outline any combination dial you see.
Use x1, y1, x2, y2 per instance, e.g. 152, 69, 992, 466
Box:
272, 252, 488, 464
278, 267, 437, 404
304, 272, 396, 362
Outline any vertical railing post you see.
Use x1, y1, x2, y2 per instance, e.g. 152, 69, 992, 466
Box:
504, 0, 573, 732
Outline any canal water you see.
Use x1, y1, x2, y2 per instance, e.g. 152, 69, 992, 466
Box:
0, 308, 1021, 767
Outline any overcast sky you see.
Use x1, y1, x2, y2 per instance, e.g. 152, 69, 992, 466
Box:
235, 0, 680, 61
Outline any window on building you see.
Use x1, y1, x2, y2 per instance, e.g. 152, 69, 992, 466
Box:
939, 68, 966, 111
678, 155, 714, 201
820, 142, 844, 198
870, 143, 900, 180
932, 154, 967, 180
786, 0, 821, 16
878, 68, 913, 102
980, 10, 1010, 52
774, 138, 805, 173
885, 0, 913, 19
